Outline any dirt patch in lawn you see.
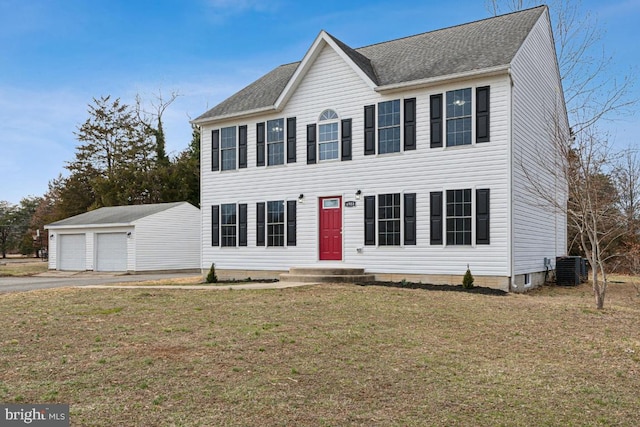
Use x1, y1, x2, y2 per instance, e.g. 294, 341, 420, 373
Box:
0, 281, 638, 426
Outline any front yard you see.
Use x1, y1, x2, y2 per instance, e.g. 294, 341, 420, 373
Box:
0, 280, 638, 426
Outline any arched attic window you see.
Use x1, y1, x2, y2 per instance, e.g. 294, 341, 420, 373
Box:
318, 109, 339, 161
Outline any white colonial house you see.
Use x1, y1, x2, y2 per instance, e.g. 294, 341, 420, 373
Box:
45, 202, 200, 273
193, 6, 569, 291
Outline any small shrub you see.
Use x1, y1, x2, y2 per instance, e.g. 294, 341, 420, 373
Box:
206, 263, 218, 284
462, 266, 474, 289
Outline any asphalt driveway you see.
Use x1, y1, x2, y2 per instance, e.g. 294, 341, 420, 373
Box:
0, 272, 201, 294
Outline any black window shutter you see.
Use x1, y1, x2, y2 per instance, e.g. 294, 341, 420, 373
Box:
404, 98, 416, 151
256, 202, 265, 246
364, 195, 376, 245
341, 118, 352, 161
430, 94, 443, 148
306, 124, 316, 164
256, 122, 265, 167
211, 129, 220, 171
404, 193, 417, 245
211, 205, 220, 247
476, 189, 490, 244
239, 203, 247, 246
238, 125, 247, 169
476, 86, 490, 143
364, 105, 375, 155
287, 200, 297, 246
430, 191, 443, 245
287, 117, 296, 163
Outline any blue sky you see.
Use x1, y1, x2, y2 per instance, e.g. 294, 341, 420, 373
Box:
1, 0, 638, 204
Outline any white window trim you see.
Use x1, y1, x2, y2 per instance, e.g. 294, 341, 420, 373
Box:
220, 126, 237, 171
318, 109, 340, 162
443, 186, 477, 248
376, 99, 404, 156
266, 118, 285, 167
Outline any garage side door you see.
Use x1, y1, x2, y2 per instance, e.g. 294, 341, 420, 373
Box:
96, 233, 127, 272
59, 234, 86, 271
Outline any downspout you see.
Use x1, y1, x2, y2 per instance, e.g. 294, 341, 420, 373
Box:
508, 68, 515, 292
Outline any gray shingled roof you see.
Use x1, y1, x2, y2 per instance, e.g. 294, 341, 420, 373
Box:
46, 202, 188, 227
195, 6, 545, 122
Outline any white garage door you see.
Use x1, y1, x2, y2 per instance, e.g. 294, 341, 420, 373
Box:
59, 234, 86, 271
96, 233, 128, 272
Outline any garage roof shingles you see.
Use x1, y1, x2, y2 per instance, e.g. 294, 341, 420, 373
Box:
47, 202, 186, 227
195, 6, 545, 122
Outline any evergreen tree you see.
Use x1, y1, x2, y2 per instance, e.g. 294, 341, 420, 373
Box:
69, 96, 155, 207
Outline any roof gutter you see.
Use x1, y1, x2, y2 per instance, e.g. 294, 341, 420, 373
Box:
45, 223, 134, 230
375, 65, 511, 94
190, 105, 277, 126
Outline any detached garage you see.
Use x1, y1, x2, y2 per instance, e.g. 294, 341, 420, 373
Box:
45, 202, 200, 273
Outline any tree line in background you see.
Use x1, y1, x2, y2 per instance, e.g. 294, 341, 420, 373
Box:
0, 93, 200, 258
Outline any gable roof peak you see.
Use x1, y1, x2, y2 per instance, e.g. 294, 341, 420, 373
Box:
194, 5, 547, 124
322, 31, 379, 85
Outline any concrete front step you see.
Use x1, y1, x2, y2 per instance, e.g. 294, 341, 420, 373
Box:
280, 267, 375, 284
288, 267, 366, 276
279, 273, 375, 283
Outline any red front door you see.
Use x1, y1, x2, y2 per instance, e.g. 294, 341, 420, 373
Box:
319, 196, 342, 261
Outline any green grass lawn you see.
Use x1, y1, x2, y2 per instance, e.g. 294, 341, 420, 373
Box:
0, 281, 638, 426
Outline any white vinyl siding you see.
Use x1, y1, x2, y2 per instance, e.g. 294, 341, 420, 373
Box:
201, 43, 511, 277
133, 203, 201, 271
510, 11, 568, 275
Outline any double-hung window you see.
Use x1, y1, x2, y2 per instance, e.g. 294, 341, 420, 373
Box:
221, 204, 237, 247
431, 86, 490, 148
378, 100, 401, 154
212, 203, 247, 247
220, 126, 236, 171
364, 192, 416, 246
378, 193, 401, 245
430, 189, 490, 246
318, 109, 339, 161
267, 200, 285, 247
257, 200, 296, 247
365, 98, 415, 155
267, 119, 285, 166
446, 189, 472, 245
446, 89, 472, 147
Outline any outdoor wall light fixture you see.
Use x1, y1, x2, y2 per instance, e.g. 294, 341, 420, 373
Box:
298, 194, 304, 203
355, 189, 362, 200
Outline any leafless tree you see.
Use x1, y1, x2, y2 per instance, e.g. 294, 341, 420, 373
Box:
135, 90, 180, 164
486, 0, 636, 132
491, 0, 637, 308
523, 119, 627, 309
